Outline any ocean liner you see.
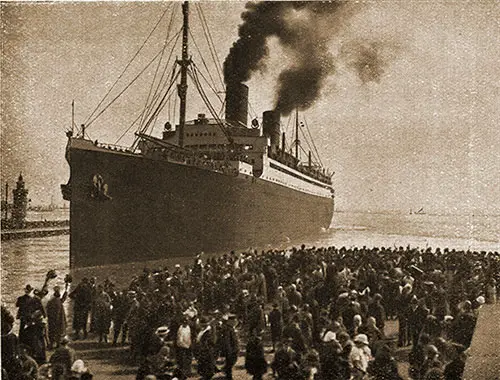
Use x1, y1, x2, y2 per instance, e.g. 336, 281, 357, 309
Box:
62, 2, 334, 268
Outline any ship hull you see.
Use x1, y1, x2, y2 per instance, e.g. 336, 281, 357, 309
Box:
68, 141, 333, 267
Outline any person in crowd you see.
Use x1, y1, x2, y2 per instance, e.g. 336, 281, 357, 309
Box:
111, 290, 131, 345
420, 345, 443, 380
49, 336, 76, 380
269, 302, 283, 352
408, 298, 430, 348
450, 301, 477, 348
20, 310, 47, 365
271, 338, 300, 380
301, 348, 320, 380
368, 293, 386, 332
318, 333, 349, 380
46, 285, 68, 349
68, 359, 93, 380
136, 344, 176, 380
349, 334, 372, 380
175, 316, 193, 380
443, 346, 467, 380
93, 285, 112, 343
397, 284, 413, 347
2, 305, 21, 377
245, 329, 268, 380
217, 314, 239, 380
16, 284, 35, 341
69, 278, 92, 340
195, 317, 217, 380
18, 344, 39, 380
337, 331, 354, 362
358, 316, 384, 353
367, 343, 402, 380
352, 314, 363, 337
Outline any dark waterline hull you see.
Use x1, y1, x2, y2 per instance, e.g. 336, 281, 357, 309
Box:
67, 141, 334, 267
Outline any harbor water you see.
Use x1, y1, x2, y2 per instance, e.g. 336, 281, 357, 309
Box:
2, 210, 499, 314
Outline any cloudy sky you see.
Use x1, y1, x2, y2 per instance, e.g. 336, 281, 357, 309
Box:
2, 1, 499, 215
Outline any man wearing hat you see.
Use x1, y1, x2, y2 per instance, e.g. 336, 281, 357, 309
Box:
271, 337, 299, 379
217, 313, 239, 380
21, 310, 47, 365
268, 303, 283, 352
46, 285, 68, 349
50, 336, 75, 379
195, 317, 217, 380
349, 334, 372, 380
69, 278, 92, 340
69, 359, 92, 379
175, 316, 193, 380
16, 284, 35, 340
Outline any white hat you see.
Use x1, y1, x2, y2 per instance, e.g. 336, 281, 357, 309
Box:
354, 334, 369, 345
71, 359, 88, 373
322, 331, 336, 343
476, 296, 485, 305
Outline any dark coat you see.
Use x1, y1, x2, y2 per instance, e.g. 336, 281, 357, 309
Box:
16, 294, 34, 320
269, 308, 283, 341
196, 328, 217, 379
368, 301, 386, 330
21, 321, 47, 364
283, 323, 306, 354
245, 335, 268, 377
217, 323, 238, 363
49, 345, 75, 379
272, 346, 300, 380
69, 283, 92, 330
46, 295, 66, 345
319, 342, 350, 380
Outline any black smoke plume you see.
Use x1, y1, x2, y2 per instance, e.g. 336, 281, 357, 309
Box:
224, 1, 346, 116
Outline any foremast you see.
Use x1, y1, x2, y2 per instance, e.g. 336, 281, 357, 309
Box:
177, 1, 190, 148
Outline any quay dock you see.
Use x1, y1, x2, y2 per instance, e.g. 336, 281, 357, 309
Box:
463, 302, 500, 379
1, 223, 69, 241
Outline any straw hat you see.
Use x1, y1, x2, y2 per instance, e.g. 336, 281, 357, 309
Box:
354, 334, 369, 345
71, 359, 88, 373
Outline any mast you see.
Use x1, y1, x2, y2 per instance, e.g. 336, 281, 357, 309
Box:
295, 108, 299, 160
4, 182, 8, 220
177, 1, 190, 148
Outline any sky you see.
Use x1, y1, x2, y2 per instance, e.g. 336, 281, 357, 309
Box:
1, 1, 499, 215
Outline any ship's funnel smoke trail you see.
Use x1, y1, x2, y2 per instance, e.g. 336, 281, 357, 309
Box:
341, 40, 399, 84
224, 1, 347, 116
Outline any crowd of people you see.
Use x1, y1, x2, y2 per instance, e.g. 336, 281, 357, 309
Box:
2, 245, 498, 380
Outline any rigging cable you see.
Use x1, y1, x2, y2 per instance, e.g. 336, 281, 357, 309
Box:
85, 47, 170, 129
114, 111, 145, 146
188, 65, 232, 143
189, 30, 216, 96
303, 115, 324, 167
142, 70, 181, 135
139, 4, 179, 129
196, 4, 225, 90
139, 29, 183, 135
190, 60, 223, 103
142, 64, 180, 137
84, 4, 173, 130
